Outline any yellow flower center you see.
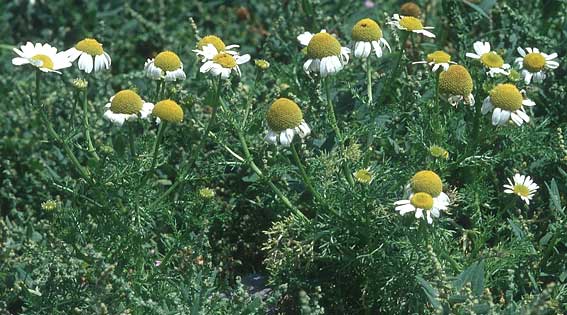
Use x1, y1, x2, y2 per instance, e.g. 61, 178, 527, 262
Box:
426, 51, 451, 64
266, 98, 303, 132
352, 18, 382, 42
399, 16, 424, 31
307, 32, 342, 59
429, 145, 449, 159
197, 35, 226, 51
489, 84, 523, 111
75, 38, 104, 56
480, 52, 504, 68
152, 99, 184, 123
354, 169, 373, 184
154, 51, 182, 71
400, 2, 421, 18
31, 54, 54, 69
110, 90, 143, 115
213, 52, 237, 68
410, 192, 434, 210
523, 52, 546, 73
439, 65, 473, 97
410, 170, 443, 197
513, 184, 530, 197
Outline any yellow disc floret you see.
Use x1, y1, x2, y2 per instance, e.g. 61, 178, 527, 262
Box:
154, 51, 182, 72
489, 84, 523, 111
399, 16, 424, 31
213, 52, 237, 68
307, 32, 342, 59
152, 99, 184, 123
523, 53, 546, 73
480, 52, 504, 68
197, 35, 226, 51
439, 65, 473, 97
75, 38, 104, 56
354, 169, 373, 184
513, 184, 530, 197
410, 192, 434, 210
400, 2, 421, 18
410, 170, 443, 197
110, 90, 143, 115
427, 51, 451, 64
429, 145, 449, 159
31, 54, 54, 69
266, 98, 303, 132
352, 18, 383, 42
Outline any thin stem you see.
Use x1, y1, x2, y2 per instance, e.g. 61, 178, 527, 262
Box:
149, 122, 166, 173
83, 86, 100, 161
155, 81, 162, 101
127, 122, 137, 158
433, 73, 442, 143
366, 57, 373, 108
242, 71, 262, 128
290, 143, 323, 205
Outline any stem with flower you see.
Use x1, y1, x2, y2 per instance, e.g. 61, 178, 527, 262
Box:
366, 57, 373, 107
290, 142, 323, 205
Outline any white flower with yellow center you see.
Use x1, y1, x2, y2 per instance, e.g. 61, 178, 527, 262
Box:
193, 35, 240, 59
396, 170, 450, 224
265, 98, 311, 147
503, 173, 539, 205
515, 47, 559, 84
297, 29, 350, 77
466, 41, 510, 77
198, 44, 250, 79
103, 90, 154, 126
438, 65, 475, 106
481, 83, 535, 126
351, 18, 391, 59
412, 51, 456, 72
65, 38, 111, 73
144, 51, 186, 81
12, 42, 71, 74
387, 14, 435, 38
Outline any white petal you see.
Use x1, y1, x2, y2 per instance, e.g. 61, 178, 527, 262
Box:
492, 107, 502, 125
297, 32, 314, 46
78, 53, 94, 73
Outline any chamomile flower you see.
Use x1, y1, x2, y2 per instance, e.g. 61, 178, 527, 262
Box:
152, 99, 184, 124
515, 47, 559, 84
12, 42, 71, 74
439, 65, 475, 106
265, 98, 311, 147
194, 35, 240, 58
103, 90, 154, 126
197, 44, 250, 79
413, 51, 455, 72
394, 192, 449, 224
144, 51, 186, 81
481, 83, 535, 126
466, 41, 510, 77
387, 14, 435, 38
65, 38, 111, 73
429, 145, 449, 159
351, 18, 391, 59
297, 29, 350, 77
353, 168, 373, 184
503, 173, 539, 205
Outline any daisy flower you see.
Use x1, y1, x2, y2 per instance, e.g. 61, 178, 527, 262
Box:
12, 42, 71, 74
412, 50, 455, 72
466, 41, 510, 77
193, 35, 240, 59
481, 83, 535, 126
503, 173, 539, 205
387, 14, 435, 38
351, 18, 391, 59
515, 47, 559, 84
103, 90, 154, 126
65, 38, 111, 74
438, 65, 475, 106
297, 29, 350, 77
353, 168, 373, 184
265, 98, 311, 147
144, 51, 186, 81
394, 192, 449, 224
197, 44, 250, 79
152, 99, 184, 124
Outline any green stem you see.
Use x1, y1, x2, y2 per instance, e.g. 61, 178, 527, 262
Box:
83, 87, 100, 161
290, 143, 323, 205
433, 73, 442, 143
366, 57, 373, 108
149, 122, 166, 173
243, 71, 262, 128
127, 122, 137, 158
155, 81, 162, 101
471, 93, 482, 150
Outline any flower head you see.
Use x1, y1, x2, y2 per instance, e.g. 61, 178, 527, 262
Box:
197, 44, 250, 79
255, 59, 270, 70
152, 99, 184, 123
145, 51, 186, 81
297, 30, 350, 76
410, 170, 443, 197
503, 174, 539, 205
394, 192, 449, 224
400, 2, 421, 18
265, 98, 311, 147
351, 18, 391, 59
515, 47, 559, 84
353, 168, 373, 184
439, 65, 475, 106
481, 83, 535, 126
194, 35, 240, 59
199, 187, 216, 199
104, 90, 154, 126
387, 14, 435, 38
429, 145, 449, 159
413, 50, 455, 72
65, 38, 111, 73
12, 42, 71, 74
466, 41, 510, 77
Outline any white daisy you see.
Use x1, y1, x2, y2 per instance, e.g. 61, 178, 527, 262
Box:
387, 14, 435, 38
515, 47, 559, 84
481, 83, 535, 126
503, 173, 539, 205
465, 41, 510, 77
65, 38, 111, 74
193, 35, 240, 60
438, 65, 475, 106
144, 51, 186, 82
412, 50, 456, 72
351, 18, 391, 59
264, 98, 311, 147
197, 44, 250, 79
103, 90, 154, 126
12, 42, 71, 74
297, 29, 350, 77
394, 192, 449, 224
